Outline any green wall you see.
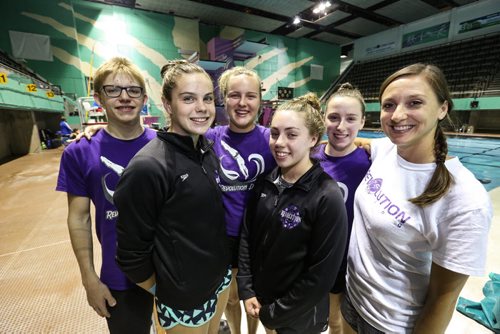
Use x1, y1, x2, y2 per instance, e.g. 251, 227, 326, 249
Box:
1, 0, 341, 126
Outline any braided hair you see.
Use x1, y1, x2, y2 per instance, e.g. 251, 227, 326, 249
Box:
379, 63, 453, 207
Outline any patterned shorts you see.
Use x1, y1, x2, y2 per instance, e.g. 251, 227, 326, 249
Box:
156, 268, 232, 329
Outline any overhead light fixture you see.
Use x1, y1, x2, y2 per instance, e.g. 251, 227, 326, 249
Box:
293, 16, 301, 24
313, 1, 331, 15
340, 54, 347, 59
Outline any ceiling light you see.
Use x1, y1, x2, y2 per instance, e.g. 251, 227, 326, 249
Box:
313, 2, 331, 16
293, 16, 301, 24
340, 54, 347, 59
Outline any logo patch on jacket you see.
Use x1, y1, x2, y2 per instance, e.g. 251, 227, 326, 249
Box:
280, 205, 302, 229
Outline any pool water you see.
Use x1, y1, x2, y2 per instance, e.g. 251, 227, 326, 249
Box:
357, 130, 500, 191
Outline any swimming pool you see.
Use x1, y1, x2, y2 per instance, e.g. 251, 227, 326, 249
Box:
358, 130, 500, 191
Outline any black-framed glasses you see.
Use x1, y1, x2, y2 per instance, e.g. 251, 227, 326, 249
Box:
101, 85, 144, 98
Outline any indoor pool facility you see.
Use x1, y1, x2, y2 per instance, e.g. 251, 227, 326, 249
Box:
358, 130, 500, 192
2, 0, 500, 332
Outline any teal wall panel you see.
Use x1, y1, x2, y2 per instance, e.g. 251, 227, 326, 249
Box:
0, 87, 64, 112
2, 0, 342, 126
0, 65, 62, 112
454, 97, 500, 111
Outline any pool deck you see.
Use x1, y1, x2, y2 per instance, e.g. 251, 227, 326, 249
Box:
0, 148, 498, 333
364, 127, 500, 139
446, 132, 500, 139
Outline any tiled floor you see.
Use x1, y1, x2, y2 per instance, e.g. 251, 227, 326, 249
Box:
0, 148, 108, 332
0, 148, 498, 333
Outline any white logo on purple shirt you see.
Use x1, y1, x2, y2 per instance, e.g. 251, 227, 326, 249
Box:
219, 141, 265, 186
100, 156, 125, 205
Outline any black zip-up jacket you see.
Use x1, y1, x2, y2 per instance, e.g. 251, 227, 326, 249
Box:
115, 130, 229, 310
238, 163, 348, 331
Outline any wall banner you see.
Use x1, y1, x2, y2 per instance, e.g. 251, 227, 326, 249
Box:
365, 42, 396, 56
9, 31, 53, 61
402, 22, 450, 48
459, 12, 500, 34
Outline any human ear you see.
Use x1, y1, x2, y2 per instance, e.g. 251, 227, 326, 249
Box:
310, 135, 318, 148
162, 96, 173, 116
438, 101, 448, 121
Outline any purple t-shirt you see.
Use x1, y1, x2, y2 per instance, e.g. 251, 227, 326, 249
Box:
56, 128, 156, 290
206, 125, 275, 236
313, 144, 371, 230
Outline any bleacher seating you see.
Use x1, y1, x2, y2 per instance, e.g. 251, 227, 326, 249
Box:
329, 33, 500, 102
0, 48, 52, 89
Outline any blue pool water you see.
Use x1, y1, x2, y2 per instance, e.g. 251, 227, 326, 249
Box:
357, 130, 500, 191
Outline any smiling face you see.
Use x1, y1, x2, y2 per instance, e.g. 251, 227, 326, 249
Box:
325, 95, 365, 157
94, 73, 147, 126
270, 109, 317, 181
224, 74, 261, 133
163, 72, 215, 141
380, 74, 448, 162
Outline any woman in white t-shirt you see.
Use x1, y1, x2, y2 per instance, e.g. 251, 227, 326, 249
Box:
342, 63, 492, 334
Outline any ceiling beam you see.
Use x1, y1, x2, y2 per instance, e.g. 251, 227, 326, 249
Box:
419, 0, 459, 10
135, 0, 401, 44
322, 0, 400, 31
271, 1, 360, 39
186, 0, 291, 22
162, 0, 361, 41
333, 0, 402, 27
302, 26, 362, 40
303, 0, 401, 41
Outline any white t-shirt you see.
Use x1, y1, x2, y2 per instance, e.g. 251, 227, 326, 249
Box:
346, 137, 492, 334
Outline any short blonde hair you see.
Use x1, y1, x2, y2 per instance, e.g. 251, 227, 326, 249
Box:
218, 66, 262, 101
93, 57, 145, 94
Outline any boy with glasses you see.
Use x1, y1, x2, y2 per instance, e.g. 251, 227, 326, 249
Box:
56, 57, 156, 333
